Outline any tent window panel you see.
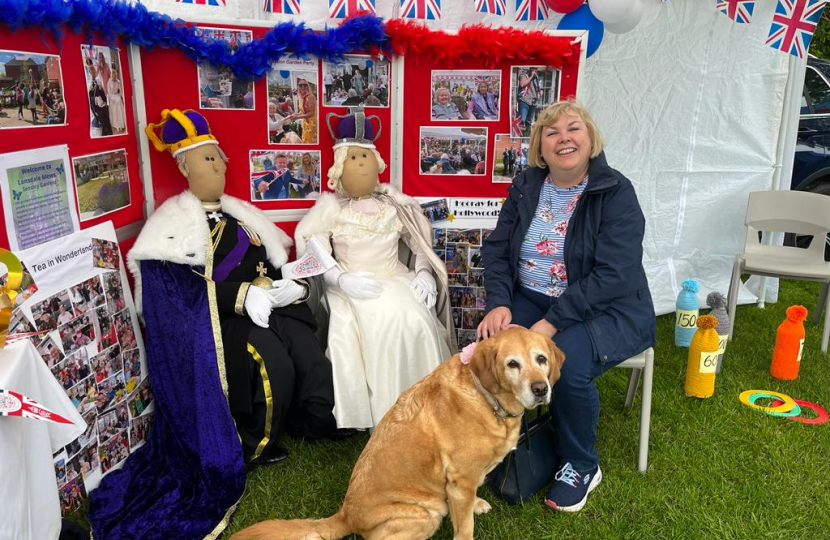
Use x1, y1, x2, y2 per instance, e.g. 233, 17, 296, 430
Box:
805, 68, 830, 115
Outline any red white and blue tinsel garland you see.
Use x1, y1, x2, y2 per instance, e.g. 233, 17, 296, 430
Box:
0, 0, 578, 80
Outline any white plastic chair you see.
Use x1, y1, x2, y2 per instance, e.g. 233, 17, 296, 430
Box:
615, 347, 654, 473
726, 191, 830, 353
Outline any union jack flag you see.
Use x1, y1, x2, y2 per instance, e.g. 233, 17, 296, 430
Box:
716, 0, 755, 23
263, 0, 300, 13
401, 0, 441, 19
515, 0, 548, 21
329, 0, 376, 18
177, 0, 225, 6
766, 0, 827, 59
475, 0, 506, 16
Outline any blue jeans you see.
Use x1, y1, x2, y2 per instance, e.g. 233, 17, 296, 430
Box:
511, 287, 618, 470
518, 100, 536, 126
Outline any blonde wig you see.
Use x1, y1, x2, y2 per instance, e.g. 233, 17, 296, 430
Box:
326, 145, 387, 195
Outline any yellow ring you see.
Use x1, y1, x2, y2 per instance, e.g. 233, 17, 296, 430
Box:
739, 390, 795, 413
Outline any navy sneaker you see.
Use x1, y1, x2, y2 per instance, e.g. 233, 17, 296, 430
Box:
543, 462, 602, 512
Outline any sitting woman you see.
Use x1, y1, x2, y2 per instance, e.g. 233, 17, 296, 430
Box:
295, 109, 455, 429
478, 100, 655, 513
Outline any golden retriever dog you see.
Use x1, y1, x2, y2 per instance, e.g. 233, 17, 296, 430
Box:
231, 327, 564, 540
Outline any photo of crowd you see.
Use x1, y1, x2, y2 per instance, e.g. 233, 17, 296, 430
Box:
114, 310, 137, 351
52, 349, 91, 391
91, 345, 122, 384
73, 150, 131, 221
492, 135, 530, 183
421, 198, 450, 223
129, 411, 154, 449
249, 150, 322, 201
104, 272, 126, 313
36, 335, 64, 367
59, 314, 95, 356
266, 60, 317, 144
123, 348, 142, 393
69, 275, 105, 315
0, 50, 67, 129
81, 45, 127, 137
128, 378, 154, 418
430, 70, 500, 121
31, 290, 75, 332
419, 127, 488, 175
509, 65, 558, 138
196, 28, 254, 110
92, 238, 120, 270
58, 476, 86, 512
432, 227, 492, 348
323, 55, 390, 107
98, 429, 129, 474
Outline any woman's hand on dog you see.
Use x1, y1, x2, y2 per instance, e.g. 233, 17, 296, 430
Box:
477, 306, 512, 341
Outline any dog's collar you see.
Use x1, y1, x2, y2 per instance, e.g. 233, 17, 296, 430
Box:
469, 368, 521, 422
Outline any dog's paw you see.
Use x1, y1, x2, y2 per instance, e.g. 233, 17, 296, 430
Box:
473, 497, 492, 515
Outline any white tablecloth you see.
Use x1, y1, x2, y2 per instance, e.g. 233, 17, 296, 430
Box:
0, 339, 85, 540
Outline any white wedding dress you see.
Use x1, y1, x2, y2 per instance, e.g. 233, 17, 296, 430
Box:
326, 200, 450, 428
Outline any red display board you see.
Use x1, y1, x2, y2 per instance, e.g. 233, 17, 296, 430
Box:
0, 28, 144, 251
139, 24, 392, 210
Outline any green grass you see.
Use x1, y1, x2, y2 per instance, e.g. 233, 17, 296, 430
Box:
69, 279, 830, 539
76, 177, 112, 214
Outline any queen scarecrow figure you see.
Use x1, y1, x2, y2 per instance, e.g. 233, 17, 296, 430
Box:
88, 109, 337, 540
295, 108, 456, 430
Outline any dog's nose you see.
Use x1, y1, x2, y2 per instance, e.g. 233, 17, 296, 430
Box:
531, 382, 548, 397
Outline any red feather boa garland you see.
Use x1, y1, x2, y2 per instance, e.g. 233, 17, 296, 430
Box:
384, 19, 580, 69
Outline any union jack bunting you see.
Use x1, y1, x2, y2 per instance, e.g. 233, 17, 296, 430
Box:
716, 0, 755, 24
475, 0, 506, 16
515, 0, 548, 21
177, 0, 225, 6
263, 0, 300, 14
766, 0, 827, 59
401, 0, 441, 19
329, 0, 376, 18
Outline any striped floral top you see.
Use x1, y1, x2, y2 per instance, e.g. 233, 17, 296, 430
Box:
518, 175, 587, 297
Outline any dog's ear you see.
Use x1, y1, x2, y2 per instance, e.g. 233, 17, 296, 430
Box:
470, 337, 500, 394
547, 340, 565, 387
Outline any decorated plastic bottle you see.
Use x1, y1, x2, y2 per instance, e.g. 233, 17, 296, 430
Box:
705, 292, 731, 374
675, 278, 700, 347
684, 315, 720, 398
770, 305, 809, 380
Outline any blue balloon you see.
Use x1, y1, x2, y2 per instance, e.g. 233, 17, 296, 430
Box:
365, 59, 374, 67
557, 4, 604, 58
279, 70, 290, 79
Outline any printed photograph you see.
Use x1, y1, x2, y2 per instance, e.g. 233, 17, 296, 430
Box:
0, 50, 66, 129
468, 269, 484, 288
114, 309, 137, 351
36, 334, 64, 368
447, 229, 481, 245
196, 27, 254, 110
462, 308, 485, 330
78, 442, 100, 479
58, 476, 86, 512
419, 127, 488, 175
97, 370, 127, 411
69, 275, 105, 315
98, 429, 129, 474
432, 228, 446, 249
31, 289, 74, 332
96, 306, 116, 351
129, 411, 154, 449
67, 373, 98, 415
58, 314, 96, 355
8, 309, 37, 339
0, 261, 38, 305
446, 243, 470, 274
323, 55, 390, 107
469, 246, 483, 269
266, 59, 317, 144
421, 199, 450, 224
509, 65, 559, 138
457, 329, 477, 349
79, 409, 98, 448
52, 349, 92, 391
249, 150, 322, 201
430, 70, 501, 121
128, 378, 154, 418
104, 272, 126, 313
448, 273, 467, 286
72, 150, 131, 221
91, 345, 122, 384
122, 348, 142, 393
492, 135, 530, 183
92, 238, 120, 270
449, 286, 476, 309
81, 44, 127, 137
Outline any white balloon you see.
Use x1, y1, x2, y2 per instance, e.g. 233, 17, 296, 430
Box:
589, 0, 638, 24
604, 0, 643, 34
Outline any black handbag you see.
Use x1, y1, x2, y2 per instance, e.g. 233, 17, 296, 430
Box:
486, 409, 557, 504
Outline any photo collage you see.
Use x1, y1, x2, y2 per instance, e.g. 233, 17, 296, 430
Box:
17, 260, 152, 511
432, 227, 492, 349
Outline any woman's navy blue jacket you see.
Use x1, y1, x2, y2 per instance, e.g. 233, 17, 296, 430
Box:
483, 152, 656, 364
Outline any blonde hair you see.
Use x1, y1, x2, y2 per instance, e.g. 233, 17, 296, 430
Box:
326, 146, 387, 195
527, 100, 605, 169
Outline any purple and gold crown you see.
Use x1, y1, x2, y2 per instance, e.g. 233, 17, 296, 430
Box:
326, 107, 382, 150
145, 109, 218, 157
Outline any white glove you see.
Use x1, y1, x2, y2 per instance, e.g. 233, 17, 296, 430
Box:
244, 286, 273, 328
267, 279, 306, 308
333, 270, 383, 299
410, 271, 437, 309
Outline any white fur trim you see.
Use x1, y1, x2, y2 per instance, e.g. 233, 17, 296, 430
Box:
128, 190, 292, 316
294, 192, 342, 256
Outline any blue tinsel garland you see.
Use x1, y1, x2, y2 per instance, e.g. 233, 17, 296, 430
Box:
0, 0, 391, 80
